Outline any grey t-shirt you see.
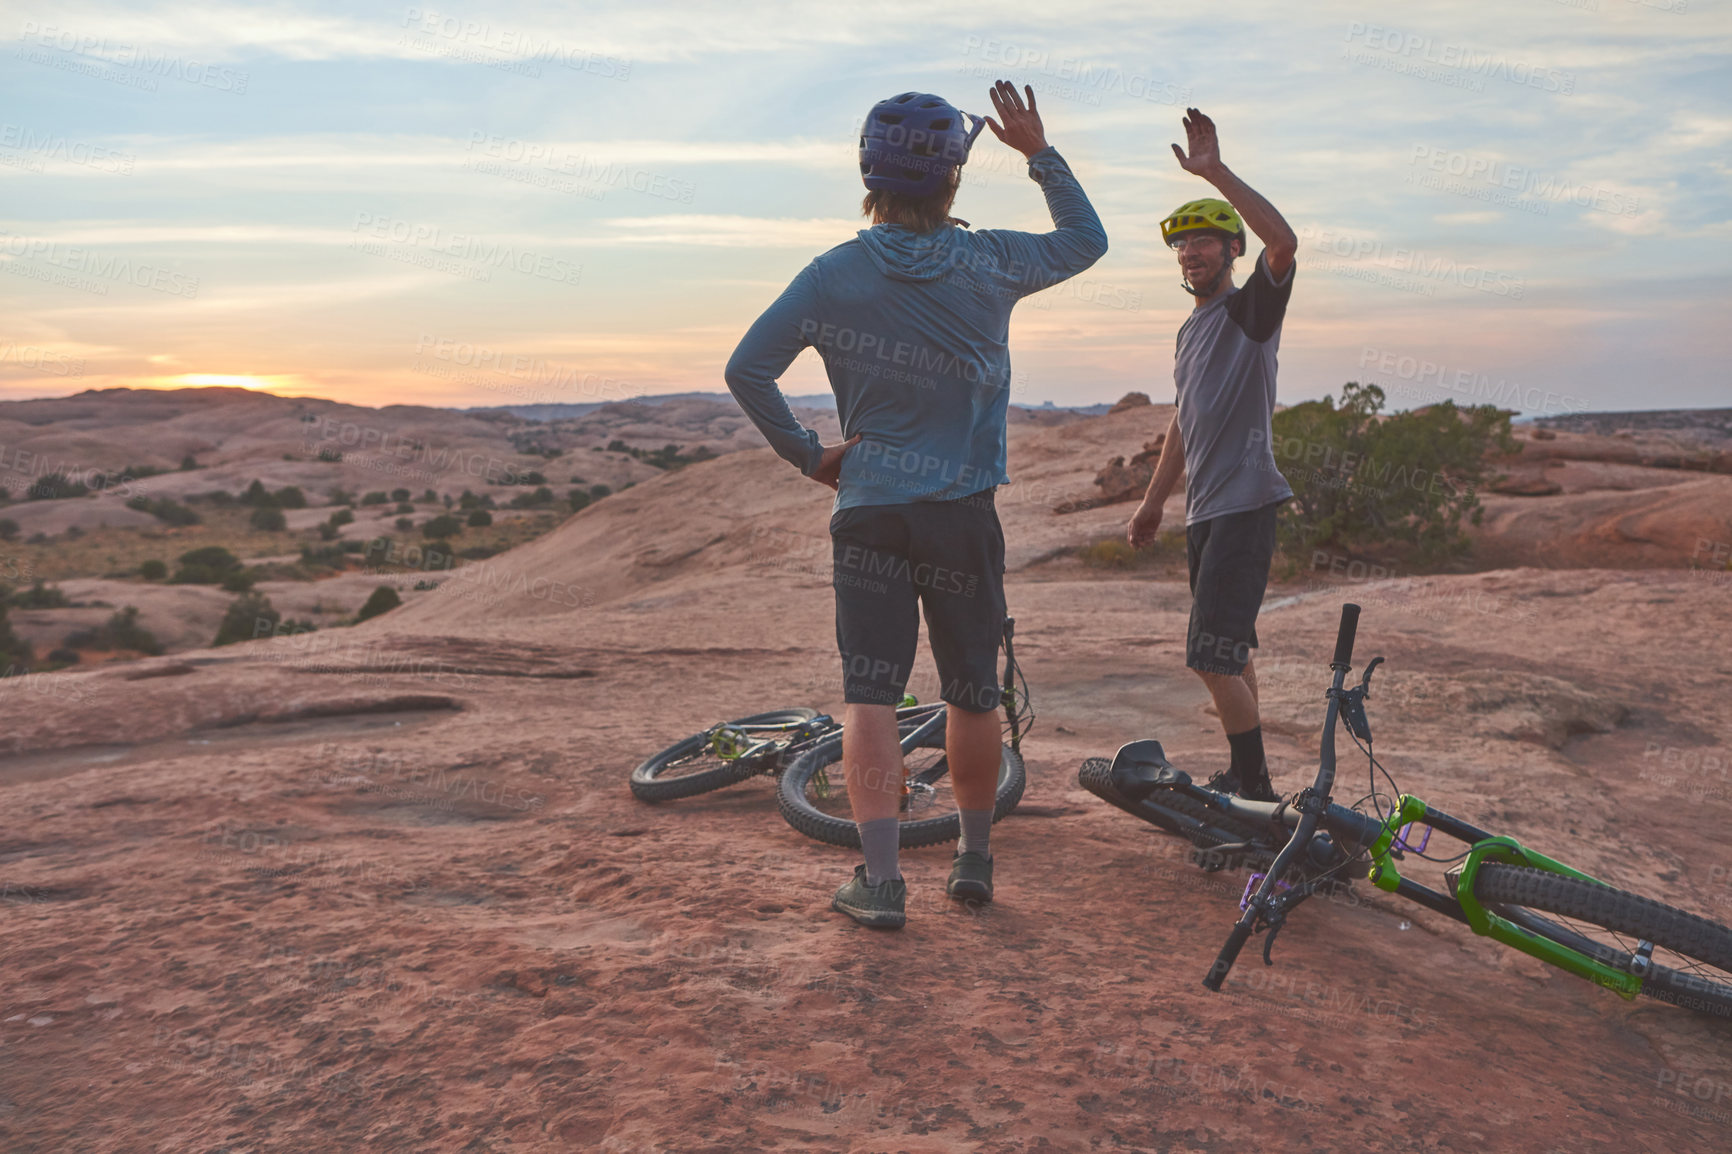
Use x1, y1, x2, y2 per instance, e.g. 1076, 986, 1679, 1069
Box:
1173, 250, 1296, 525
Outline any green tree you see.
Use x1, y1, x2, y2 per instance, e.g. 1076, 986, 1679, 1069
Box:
213, 592, 279, 646
139, 559, 168, 580
1269, 382, 1515, 566
355, 585, 402, 623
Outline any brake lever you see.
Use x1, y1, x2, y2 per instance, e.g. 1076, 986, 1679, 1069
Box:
1262, 921, 1283, 966
1359, 656, 1385, 694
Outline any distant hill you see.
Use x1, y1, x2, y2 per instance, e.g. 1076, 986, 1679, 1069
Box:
470, 392, 1115, 422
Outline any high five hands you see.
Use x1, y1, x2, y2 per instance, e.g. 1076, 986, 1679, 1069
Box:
984, 80, 1048, 159
1172, 107, 1223, 178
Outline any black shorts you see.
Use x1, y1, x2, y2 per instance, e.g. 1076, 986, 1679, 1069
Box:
1185, 500, 1281, 676
830, 489, 1007, 712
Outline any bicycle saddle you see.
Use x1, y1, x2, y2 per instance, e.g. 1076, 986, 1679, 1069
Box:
1109, 739, 1191, 801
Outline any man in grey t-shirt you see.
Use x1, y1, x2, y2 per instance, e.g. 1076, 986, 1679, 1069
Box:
1126, 108, 1297, 802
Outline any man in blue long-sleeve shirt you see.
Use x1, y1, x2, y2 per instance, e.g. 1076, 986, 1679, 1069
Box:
725, 81, 1107, 928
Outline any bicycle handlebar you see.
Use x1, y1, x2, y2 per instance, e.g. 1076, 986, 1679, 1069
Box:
1332, 603, 1360, 669
1202, 922, 1254, 991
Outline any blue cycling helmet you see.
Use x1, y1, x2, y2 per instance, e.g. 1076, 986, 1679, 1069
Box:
859, 92, 986, 198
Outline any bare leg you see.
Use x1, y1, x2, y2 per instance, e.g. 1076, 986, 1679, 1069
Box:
1195, 667, 1260, 735
843, 703, 903, 822
1241, 656, 1259, 708
945, 703, 1002, 811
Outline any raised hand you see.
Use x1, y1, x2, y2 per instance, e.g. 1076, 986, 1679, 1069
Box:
1171, 107, 1223, 177
984, 80, 1048, 159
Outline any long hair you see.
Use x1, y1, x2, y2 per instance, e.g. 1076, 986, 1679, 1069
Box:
861, 167, 963, 233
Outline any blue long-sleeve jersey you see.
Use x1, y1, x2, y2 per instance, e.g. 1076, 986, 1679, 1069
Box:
725, 146, 1108, 510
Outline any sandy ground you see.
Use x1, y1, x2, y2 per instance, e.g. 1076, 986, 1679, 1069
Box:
3, 410, 1732, 1151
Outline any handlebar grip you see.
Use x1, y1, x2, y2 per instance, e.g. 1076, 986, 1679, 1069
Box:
1331, 603, 1361, 668
1202, 921, 1255, 991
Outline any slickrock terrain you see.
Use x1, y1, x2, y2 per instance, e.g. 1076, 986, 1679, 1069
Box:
2, 398, 1731, 1151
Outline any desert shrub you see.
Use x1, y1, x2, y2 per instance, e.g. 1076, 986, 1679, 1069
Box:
466, 509, 492, 527
1269, 382, 1514, 566
394, 502, 414, 514
173, 546, 242, 584
317, 521, 339, 541
329, 507, 354, 527
12, 580, 70, 609
125, 496, 201, 526
589, 484, 611, 500
241, 479, 273, 506
390, 488, 411, 503
458, 489, 480, 509
508, 486, 555, 509
64, 606, 163, 655
421, 513, 463, 538
317, 447, 343, 463
45, 647, 79, 667
355, 585, 402, 623
361, 491, 388, 506
0, 519, 18, 542
139, 559, 168, 580
275, 486, 307, 509
250, 506, 287, 532
395, 517, 414, 531
568, 489, 590, 512
213, 592, 279, 647
0, 606, 33, 674
27, 473, 88, 500
221, 568, 257, 592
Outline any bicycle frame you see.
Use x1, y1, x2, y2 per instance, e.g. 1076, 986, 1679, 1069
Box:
1197, 603, 1646, 999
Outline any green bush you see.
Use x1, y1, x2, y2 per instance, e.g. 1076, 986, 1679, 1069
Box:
139, 559, 168, 581
395, 517, 414, 531
390, 488, 411, 503
250, 506, 287, 532
173, 546, 243, 585
361, 491, 388, 506
421, 513, 464, 538
0, 605, 33, 674
180, 454, 200, 471
1269, 382, 1514, 566
12, 580, 71, 609
125, 496, 201, 526
213, 592, 279, 647
275, 485, 307, 509
0, 519, 16, 541
355, 585, 402, 623
64, 606, 163, 655
466, 508, 493, 527
589, 484, 612, 500
241, 479, 273, 506
27, 473, 88, 500
568, 489, 590, 512
329, 507, 354, 527
508, 486, 555, 509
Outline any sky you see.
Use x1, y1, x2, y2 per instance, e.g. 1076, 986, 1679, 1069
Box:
0, 0, 1727, 417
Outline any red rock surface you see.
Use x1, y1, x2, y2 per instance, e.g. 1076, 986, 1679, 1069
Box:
4, 405, 1732, 1151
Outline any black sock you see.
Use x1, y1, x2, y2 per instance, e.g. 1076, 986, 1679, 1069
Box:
1226, 726, 1269, 788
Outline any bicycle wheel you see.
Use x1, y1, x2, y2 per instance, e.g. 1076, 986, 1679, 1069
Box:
777, 712, 1026, 849
630, 709, 819, 803
1471, 864, 1732, 1018
1078, 757, 1279, 872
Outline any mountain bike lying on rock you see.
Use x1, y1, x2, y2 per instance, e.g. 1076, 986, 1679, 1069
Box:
1080, 603, 1732, 1017
630, 619, 1032, 849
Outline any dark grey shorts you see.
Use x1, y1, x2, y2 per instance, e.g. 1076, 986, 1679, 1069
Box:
1185, 499, 1282, 676
829, 489, 1007, 712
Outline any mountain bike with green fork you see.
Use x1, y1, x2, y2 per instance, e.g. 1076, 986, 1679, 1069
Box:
1081, 603, 1732, 1018
631, 618, 1034, 849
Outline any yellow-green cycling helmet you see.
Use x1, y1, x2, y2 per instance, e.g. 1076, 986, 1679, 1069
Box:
1160, 198, 1244, 246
